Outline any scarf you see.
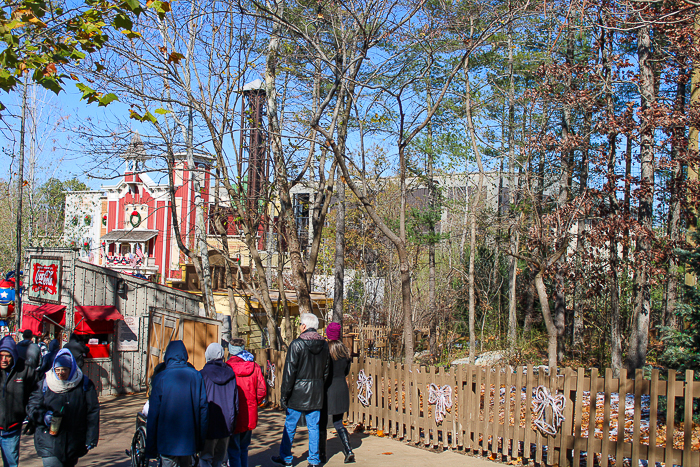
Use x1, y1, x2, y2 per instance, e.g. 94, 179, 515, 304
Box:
46, 365, 83, 394
299, 329, 324, 341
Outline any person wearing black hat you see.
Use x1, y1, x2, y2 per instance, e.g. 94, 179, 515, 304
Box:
63, 334, 88, 370
0, 335, 40, 467
26, 349, 99, 467
16, 330, 41, 371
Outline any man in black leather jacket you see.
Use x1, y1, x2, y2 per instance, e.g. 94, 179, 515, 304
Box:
272, 313, 329, 467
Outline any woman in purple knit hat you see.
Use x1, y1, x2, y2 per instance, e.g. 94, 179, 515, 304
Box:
319, 322, 355, 463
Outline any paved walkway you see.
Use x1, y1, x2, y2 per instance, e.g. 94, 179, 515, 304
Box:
19, 393, 496, 467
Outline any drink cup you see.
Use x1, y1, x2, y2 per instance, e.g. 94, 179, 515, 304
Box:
49, 414, 62, 436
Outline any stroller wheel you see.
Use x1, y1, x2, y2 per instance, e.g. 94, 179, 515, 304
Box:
130, 426, 148, 467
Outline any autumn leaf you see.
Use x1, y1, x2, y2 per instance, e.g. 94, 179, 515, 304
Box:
43, 63, 56, 76
167, 52, 184, 64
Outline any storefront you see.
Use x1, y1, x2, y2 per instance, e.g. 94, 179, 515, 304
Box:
21, 248, 202, 396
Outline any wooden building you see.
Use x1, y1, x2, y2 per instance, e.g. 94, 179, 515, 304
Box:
20, 247, 206, 396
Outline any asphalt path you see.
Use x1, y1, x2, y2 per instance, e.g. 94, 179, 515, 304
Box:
18, 393, 497, 467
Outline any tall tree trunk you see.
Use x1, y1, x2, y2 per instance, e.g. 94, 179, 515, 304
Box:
627, 22, 655, 371
554, 24, 575, 362
333, 171, 346, 325
265, 0, 313, 324
427, 89, 438, 360
507, 25, 518, 353
464, 55, 485, 364
665, 66, 686, 331
601, 25, 622, 372
572, 109, 591, 348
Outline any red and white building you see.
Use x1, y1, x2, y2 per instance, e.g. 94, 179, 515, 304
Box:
64, 135, 213, 285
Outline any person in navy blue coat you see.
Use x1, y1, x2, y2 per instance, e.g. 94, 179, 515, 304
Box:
146, 340, 208, 467
198, 343, 238, 467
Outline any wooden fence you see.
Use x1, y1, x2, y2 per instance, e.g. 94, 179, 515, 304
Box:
254, 349, 700, 466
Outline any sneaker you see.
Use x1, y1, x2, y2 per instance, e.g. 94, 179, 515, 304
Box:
271, 456, 293, 467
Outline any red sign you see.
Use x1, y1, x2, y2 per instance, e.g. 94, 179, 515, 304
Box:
31, 263, 58, 295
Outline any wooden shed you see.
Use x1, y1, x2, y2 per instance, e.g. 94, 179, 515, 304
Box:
21, 248, 204, 396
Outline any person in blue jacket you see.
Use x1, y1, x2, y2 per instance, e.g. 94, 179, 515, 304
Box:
146, 340, 208, 467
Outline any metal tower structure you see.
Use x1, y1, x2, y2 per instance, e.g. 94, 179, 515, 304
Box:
237, 79, 269, 217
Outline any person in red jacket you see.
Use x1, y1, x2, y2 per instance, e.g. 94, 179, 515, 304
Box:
226, 339, 266, 467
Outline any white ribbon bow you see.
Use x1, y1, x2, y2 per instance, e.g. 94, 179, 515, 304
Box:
356, 369, 373, 406
266, 360, 276, 388
531, 385, 566, 436
428, 383, 453, 424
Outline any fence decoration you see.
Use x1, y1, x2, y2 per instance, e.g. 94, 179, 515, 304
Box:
356, 369, 373, 406
531, 385, 566, 436
428, 383, 453, 424
253, 350, 700, 467
266, 360, 276, 388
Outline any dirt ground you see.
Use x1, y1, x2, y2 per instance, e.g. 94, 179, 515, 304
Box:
18, 393, 497, 467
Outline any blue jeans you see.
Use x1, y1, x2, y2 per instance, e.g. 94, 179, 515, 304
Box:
228, 430, 252, 467
0, 429, 20, 467
279, 408, 320, 465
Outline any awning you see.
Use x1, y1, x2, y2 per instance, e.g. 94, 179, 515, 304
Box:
101, 229, 158, 242
74, 306, 124, 335
22, 304, 67, 334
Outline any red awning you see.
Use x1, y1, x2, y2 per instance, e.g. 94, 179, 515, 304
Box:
75, 306, 124, 321
74, 306, 124, 335
22, 304, 67, 335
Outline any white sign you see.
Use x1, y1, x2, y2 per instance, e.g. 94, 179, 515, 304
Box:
117, 316, 139, 351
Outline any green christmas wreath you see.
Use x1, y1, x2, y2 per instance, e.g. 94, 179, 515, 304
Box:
84, 214, 92, 225
130, 210, 142, 227
102, 215, 107, 226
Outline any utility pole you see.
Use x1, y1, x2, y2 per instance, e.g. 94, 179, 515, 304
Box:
14, 78, 27, 329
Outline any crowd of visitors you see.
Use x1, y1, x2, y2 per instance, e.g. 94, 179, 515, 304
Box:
0, 331, 99, 467
0, 314, 355, 467
146, 313, 355, 467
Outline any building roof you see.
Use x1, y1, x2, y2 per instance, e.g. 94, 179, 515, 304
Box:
101, 229, 159, 242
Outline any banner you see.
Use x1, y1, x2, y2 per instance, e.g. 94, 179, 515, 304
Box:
27, 256, 62, 304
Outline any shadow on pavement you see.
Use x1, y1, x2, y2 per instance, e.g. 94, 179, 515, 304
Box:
249, 409, 367, 467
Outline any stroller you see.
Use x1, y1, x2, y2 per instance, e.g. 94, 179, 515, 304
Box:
127, 408, 199, 467
127, 411, 150, 467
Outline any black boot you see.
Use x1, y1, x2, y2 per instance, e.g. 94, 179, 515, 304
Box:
319, 426, 327, 464
337, 426, 355, 463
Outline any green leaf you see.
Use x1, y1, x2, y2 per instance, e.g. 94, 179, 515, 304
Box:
154, 108, 171, 115
122, 0, 140, 12
97, 93, 118, 106
113, 13, 132, 30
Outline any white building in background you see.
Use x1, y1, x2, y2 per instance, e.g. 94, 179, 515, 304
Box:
62, 191, 103, 263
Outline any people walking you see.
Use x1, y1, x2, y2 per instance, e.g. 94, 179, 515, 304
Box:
319, 322, 355, 464
64, 334, 88, 370
146, 340, 208, 467
38, 339, 60, 377
26, 349, 99, 467
272, 313, 329, 467
226, 338, 266, 467
16, 330, 41, 371
0, 335, 40, 467
198, 343, 238, 467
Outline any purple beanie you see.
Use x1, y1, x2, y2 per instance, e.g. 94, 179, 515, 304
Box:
326, 322, 341, 341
